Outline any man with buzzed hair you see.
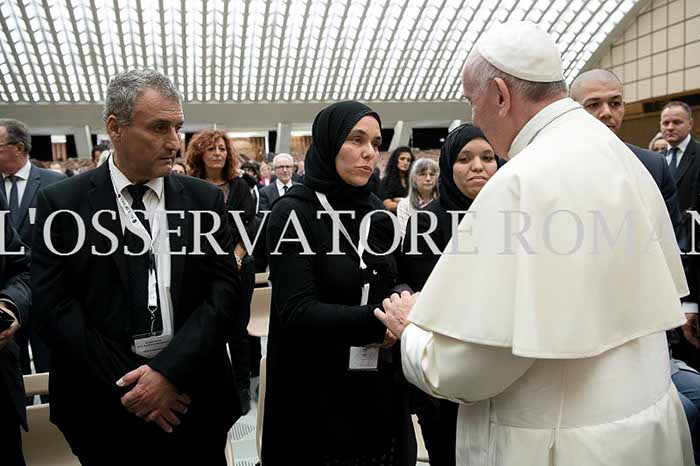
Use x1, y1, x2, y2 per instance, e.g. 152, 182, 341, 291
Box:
376, 21, 694, 465
571, 69, 681, 233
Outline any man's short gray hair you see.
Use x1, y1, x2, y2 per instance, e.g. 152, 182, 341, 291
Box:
103, 69, 182, 125
464, 52, 568, 103
273, 153, 294, 167
0, 118, 31, 153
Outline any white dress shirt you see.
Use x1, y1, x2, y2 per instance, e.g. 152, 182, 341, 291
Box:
666, 134, 691, 168
108, 155, 174, 337
276, 178, 293, 197
3, 159, 32, 205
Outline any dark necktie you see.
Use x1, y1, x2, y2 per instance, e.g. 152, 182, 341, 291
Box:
283, 185, 288, 195
124, 184, 162, 334
668, 147, 679, 179
7, 175, 19, 225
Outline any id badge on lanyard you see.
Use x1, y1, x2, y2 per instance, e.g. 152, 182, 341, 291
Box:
110, 172, 172, 358
316, 192, 379, 371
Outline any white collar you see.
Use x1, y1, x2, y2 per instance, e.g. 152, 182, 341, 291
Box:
672, 134, 692, 153
276, 178, 292, 190
508, 98, 582, 159
3, 159, 31, 180
108, 153, 164, 200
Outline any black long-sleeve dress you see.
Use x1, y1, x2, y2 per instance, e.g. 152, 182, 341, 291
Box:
398, 201, 462, 466
224, 177, 257, 407
261, 185, 415, 466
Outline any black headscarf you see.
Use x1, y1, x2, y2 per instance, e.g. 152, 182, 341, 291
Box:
303, 101, 381, 216
439, 124, 493, 212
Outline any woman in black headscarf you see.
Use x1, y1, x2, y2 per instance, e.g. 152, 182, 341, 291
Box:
398, 124, 500, 466
262, 101, 416, 466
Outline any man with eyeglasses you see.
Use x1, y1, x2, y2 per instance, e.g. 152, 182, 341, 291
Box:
0, 119, 65, 394
258, 153, 299, 213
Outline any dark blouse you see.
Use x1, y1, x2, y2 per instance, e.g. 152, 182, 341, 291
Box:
224, 177, 257, 248
261, 185, 415, 465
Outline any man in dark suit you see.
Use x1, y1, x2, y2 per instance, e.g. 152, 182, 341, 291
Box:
0, 194, 31, 466
0, 119, 66, 385
31, 69, 242, 465
254, 153, 300, 272
661, 101, 698, 216
258, 152, 300, 212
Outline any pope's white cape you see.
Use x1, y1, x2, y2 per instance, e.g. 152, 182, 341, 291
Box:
408, 98, 688, 359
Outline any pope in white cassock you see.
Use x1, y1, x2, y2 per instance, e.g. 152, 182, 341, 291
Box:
375, 21, 694, 465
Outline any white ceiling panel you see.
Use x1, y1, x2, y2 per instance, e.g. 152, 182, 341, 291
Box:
0, 0, 640, 104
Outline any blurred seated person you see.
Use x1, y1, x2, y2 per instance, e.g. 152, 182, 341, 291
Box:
396, 158, 439, 238
171, 160, 187, 174
650, 132, 670, 153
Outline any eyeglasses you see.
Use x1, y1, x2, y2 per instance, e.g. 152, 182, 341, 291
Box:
0, 142, 17, 149
275, 165, 293, 170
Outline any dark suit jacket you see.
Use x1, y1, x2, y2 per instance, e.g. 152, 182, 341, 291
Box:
0, 194, 31, 430
626, 143, 682, 234
0, 164, 66, 246
31, 163, 242, 445
672, 138, 700, 214
258, 181, 300, 214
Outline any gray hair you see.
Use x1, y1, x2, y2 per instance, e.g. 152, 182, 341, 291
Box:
464, 52, 568, 103
272, 153, 294, 167
0, 118, 31, 153
103, 69, 182, 125
407, 158, 439, 208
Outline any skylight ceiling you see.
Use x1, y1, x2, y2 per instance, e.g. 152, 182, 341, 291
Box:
0, 0, 639, 104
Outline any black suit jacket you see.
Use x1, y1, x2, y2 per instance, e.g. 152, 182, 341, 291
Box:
671, 138, 700, 214
0, 194, 31, 430
258, 181, 300, 214
626, 143, 682, 234
0, 164, 66, 246
31, 163, 241, 441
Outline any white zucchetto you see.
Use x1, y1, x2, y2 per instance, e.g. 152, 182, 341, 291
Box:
475, 21, 564, 82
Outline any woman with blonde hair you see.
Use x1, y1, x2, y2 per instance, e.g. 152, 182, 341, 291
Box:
396, 158, 439, 237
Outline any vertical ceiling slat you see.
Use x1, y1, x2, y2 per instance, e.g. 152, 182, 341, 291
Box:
217, 0, 230, 100
158, 0, 168, 77
253, 0, 272, 101
179, 0, 187, 97
355, 1, 391, 100
438, 0, 499, 100
333, 0, 371, 100
265, 0, 291, 101
385, 0, 432, 101
44, 0, 88, 102
16, 0, 62, 101
65, 0, 96, 101
414, 0, 468, 100
236, 0, 251, 100
136, 0, 148, 68
113, 0, 129, 70
0, 5, 34, 100
315, 0, 352, 101
285, 0, 313, 101
295, 0, 333, 100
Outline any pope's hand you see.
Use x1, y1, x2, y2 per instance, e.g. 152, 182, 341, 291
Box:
374, 291, 420, 340
117, 365, 191, 433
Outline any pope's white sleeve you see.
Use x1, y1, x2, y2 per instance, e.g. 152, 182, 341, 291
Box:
402, 323, 536, 404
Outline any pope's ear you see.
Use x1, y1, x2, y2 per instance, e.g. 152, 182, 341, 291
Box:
493, 77, 511, 117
